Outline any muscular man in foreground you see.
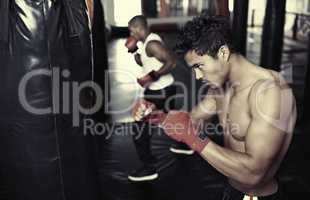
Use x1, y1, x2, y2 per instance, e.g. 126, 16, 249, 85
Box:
133, 15, 296, 199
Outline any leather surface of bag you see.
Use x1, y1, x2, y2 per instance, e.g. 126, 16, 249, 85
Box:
0, 0, 99, 199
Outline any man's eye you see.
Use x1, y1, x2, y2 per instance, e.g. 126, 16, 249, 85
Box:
192, 64, 201, 69
197, 65, 204, 70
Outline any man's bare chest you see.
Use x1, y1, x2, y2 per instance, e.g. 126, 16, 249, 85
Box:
219, 90, 252, 141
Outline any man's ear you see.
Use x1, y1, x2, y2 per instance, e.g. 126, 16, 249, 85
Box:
217, 45, 230, 62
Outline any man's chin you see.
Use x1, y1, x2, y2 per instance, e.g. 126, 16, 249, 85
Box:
203, 81, 220, 88
201, 79, 210, 84
210, 84, 221, 89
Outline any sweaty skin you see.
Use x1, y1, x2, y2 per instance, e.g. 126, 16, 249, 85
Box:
145, 40, 177, 76
187, 52, 297, 197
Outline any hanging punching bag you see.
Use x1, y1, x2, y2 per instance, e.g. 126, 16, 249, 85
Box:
0, 0, 99, 199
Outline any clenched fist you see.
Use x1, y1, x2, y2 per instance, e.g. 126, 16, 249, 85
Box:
132, 99, 156, 121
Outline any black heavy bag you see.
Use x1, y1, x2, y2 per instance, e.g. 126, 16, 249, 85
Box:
0, 0, 99, 199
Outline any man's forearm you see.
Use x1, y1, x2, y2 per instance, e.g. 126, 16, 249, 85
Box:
200, 141, 264, 187
190, 97, 217, 121
154, 60, 176, 76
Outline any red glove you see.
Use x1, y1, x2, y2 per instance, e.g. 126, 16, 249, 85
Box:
146, 111, 210, 153
125, 36, 138, 53
137, 70, 160, 88
132, 99, 156, 121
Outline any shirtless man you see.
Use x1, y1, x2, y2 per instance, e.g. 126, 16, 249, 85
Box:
133, 15, 297, 199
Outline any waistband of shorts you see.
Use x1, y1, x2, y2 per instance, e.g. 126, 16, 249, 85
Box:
224, 182, 282, 200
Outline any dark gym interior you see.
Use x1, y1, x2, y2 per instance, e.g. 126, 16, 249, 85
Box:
1, 0, 310, 200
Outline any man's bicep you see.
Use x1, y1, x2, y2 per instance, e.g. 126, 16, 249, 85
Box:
245, 84, 287, 171
245, 118, 286, 171
146, 41, 172, 62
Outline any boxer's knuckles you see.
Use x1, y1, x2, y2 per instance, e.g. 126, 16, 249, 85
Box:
132, 99, 156, 121
125, 36, 138, 53
133, 108, 147, 121
162, 111, 192, 140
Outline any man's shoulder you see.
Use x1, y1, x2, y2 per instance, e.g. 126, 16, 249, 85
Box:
247, 75, 296, 131
250, 66, 291, 92
147, 33, 163, 42
145, 33, 162, 47
248, 77, 283, 104
248, 74, 295, 115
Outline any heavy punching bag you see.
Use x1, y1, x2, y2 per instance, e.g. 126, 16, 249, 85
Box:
0, 0, 98, 200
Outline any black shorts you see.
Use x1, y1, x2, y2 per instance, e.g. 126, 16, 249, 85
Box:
144, 84, 176, 112
221, 183, 284, 200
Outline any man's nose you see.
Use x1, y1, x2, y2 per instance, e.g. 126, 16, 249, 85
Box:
193, 68, 203, 80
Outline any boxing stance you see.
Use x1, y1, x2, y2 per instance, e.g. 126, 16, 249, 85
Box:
133, 15, 296, 199
126, 15, 194, 182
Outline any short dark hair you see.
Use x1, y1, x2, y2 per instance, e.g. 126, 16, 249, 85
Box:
175, 14, 236, 58
128, 15, 148, 28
